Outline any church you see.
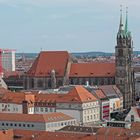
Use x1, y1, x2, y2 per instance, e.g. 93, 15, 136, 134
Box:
24, 9, 135, 109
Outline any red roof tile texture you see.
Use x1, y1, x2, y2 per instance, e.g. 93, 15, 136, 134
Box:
34, 86, 98, 104
0, 129, 13, 140
57, 86, 98, 103
0, 92, 34, 105
27, 51, 70, 77
0, 112, 74, 123
2, 127, 140, 140
0, 86, 98, 104
69, 63, 115, 77
94, 89, 107, 99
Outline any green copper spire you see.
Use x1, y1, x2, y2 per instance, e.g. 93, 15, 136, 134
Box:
117, 5, 126, 38
119, 5, 123, 31
125, 7, 128, 34
125, 7, 132, 38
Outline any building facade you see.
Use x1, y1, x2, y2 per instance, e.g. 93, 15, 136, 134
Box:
0, 86, 100, 124
2, 49, 16, 72
24, 51, 116, 90
0, 112, 77, 131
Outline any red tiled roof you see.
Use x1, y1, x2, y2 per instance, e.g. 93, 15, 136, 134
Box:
0, 112, 74, 123
34, 86, 98, 104
0, 86, 97, 105
94, 89, 107, 99
57, 86, 98, 103
0, 93, 35, 105
13, 130, 97, 140
0, 88, 12, 94
27, 51, 70, 77
69, 63, 115, 77
1, 125, 140, 140
2, 127, 140, 140
99, 85, 122, 98
0, 129, 13, 140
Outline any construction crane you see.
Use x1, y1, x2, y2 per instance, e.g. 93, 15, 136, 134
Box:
0, 49, 16, 77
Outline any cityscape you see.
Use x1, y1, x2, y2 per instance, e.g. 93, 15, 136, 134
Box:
0, 1, 140, 140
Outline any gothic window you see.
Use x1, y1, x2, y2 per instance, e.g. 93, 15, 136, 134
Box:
48, 79, 51, 88
31, 79, 34, 88
82, 78, 86, 85
89, 78, 92, 85
58, 80, 63, 86
70, 79, 74, 84
101, 79, 104, 85
37, 79, 43, 88
95, 78, 98, 85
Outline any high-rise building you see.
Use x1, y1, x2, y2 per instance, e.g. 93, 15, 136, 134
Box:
2, 49, 16, 72
115, 8, 135, 109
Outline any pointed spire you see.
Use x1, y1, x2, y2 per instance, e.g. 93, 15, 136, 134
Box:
119, 5, 123, 31
125, 7, 128, 33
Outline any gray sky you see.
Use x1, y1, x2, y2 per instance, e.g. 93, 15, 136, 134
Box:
0, 0, 139, 53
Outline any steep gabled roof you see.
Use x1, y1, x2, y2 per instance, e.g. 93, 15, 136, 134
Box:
69, 63, 115, 77
27, 51, 70, 77
57, 86, 98, 103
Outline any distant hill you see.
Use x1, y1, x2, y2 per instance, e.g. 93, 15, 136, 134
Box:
16, 51, 140, 59
72, 52, 113, 57
16, 53, 38, 59
133, 51, 140, 56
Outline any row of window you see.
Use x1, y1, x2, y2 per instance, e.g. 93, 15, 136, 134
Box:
84, 108, 99, 114
47, 120, 76, 128
70, 77, 115, 85
30, 79, 63, 88
35, 102, 55, 106
34, 107, 55, 112
1, 105, 19, 112
83, 102, 99, 108
84, 114, 99, 122
1, 123, 34, 128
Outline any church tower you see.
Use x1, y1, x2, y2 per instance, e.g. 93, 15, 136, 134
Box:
115, 7, 134, 109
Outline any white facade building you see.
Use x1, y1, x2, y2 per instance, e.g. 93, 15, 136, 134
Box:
0, 112, 77, 131
56, 86, 100, 124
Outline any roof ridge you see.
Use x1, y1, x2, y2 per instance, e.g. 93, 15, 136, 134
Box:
34, 53, 42, 75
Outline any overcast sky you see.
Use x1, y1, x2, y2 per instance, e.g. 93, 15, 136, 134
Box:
0, 0, 139, 53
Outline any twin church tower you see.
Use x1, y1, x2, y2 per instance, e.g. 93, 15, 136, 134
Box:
115, 7, 135, 109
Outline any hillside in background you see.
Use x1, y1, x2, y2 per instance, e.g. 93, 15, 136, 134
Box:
16, 51, 140, 59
